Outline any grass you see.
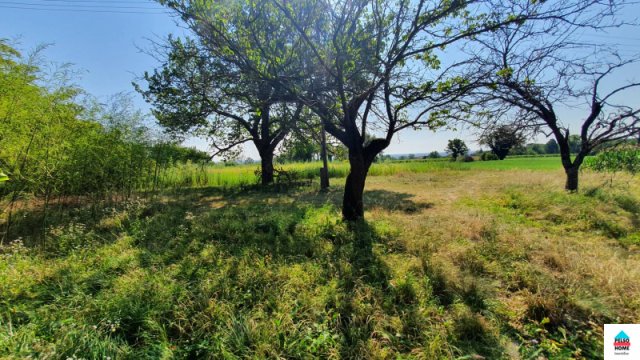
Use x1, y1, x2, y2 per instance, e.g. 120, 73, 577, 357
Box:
1, 163, 638, 359
157, 157, 565, 189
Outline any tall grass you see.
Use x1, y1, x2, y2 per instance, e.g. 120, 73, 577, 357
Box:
155, 157, 565, 189
2, 170, 638, 358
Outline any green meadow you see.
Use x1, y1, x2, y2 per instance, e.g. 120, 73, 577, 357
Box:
2, 159, 638, 359
158, 157, 566, 190
2, 0, 638, 356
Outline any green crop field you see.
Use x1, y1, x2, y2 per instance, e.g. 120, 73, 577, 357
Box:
156, 157, 568, 190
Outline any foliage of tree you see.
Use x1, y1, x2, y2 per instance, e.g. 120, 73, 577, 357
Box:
157, 0, 544, 220
545, 139, 559, 154
585, 146, 640, 175
135, 37, 302, 185
478, 125, 526, 160
456, 0, 640, 191
446, 139, 469, 161
151, 143, 211, 164
427, 151, 441, 159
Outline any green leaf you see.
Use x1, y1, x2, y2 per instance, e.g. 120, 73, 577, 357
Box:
0, 171, 8, 183
496, 67, 513, 79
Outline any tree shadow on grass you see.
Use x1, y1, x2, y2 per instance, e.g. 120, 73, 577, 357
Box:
9, 186, 503, 358
328, 221, 393, 357
157, 185, 434, 220
113, 190, 417, 356
365, 189, 434, 214
2, 184, 434, 250
291, 187, 434, 215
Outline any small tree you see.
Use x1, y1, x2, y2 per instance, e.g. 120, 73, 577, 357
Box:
279, 134, 319, 163
478, 125, 526, 160
568, 135, 582, 154
136, 36, 302, 186
427, 151, 441, 159
545, 139, 559, 154
446, 139, 469, 161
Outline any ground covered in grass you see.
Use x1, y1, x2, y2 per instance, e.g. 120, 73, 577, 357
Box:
1, 169, 638, 359
160, 156, 565, 188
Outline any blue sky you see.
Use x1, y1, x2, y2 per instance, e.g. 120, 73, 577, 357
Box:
2, 1, 638, 159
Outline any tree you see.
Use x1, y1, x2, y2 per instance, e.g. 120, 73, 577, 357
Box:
568, 135, 582, 154
283, 108, 331, 189
279, 133, 319, 163
446, 139, 469, 161
545, 139, 559, 154
157, 0, 540, 220
457, 0, 640, 191
135, 37, 302, 185
478, 125, 526, 160
427, 151, 441, 159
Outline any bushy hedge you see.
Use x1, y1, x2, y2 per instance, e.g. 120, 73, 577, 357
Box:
585, 146, 640, 175
0, 42, 210, 201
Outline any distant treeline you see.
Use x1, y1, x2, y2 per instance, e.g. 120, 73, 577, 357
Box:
384, 136, 638, 162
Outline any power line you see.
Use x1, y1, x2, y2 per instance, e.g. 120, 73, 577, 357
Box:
0, 4, 170, 14
33, 0, 155, 3
0, 1, 165, 10
584, 34, 640, 42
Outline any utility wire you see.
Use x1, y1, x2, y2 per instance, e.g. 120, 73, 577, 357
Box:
0, 1, 165, 10
31, 0, 156, 3
584, 34, 640, 42
0, 4, 170, 13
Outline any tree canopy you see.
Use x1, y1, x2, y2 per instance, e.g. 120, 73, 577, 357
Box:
479, 125, 527, 160
135, 36, 304, 185
156, 0, 550, 220
446, 139, 469, 161
453, 0, 640, 190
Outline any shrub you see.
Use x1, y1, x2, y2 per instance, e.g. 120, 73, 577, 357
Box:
585, 146, 640, 175
480, 152, 499, 161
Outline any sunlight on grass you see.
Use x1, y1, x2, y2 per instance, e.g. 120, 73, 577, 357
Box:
156, 157, 565, 190
1, 168, 637, 359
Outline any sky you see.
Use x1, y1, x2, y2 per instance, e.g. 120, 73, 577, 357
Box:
1, 0, 639, 159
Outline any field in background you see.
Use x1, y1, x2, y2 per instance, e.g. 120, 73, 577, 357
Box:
160, 156, 566, 189
1, 165, 638, 359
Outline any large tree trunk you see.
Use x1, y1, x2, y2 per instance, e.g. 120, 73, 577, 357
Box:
556, 133, 579, 192
564, 150, 587, 192
342, 150, 371, 221
259, 150, 274, 185
564, 166, 579, 192
320, 127, 330, 191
